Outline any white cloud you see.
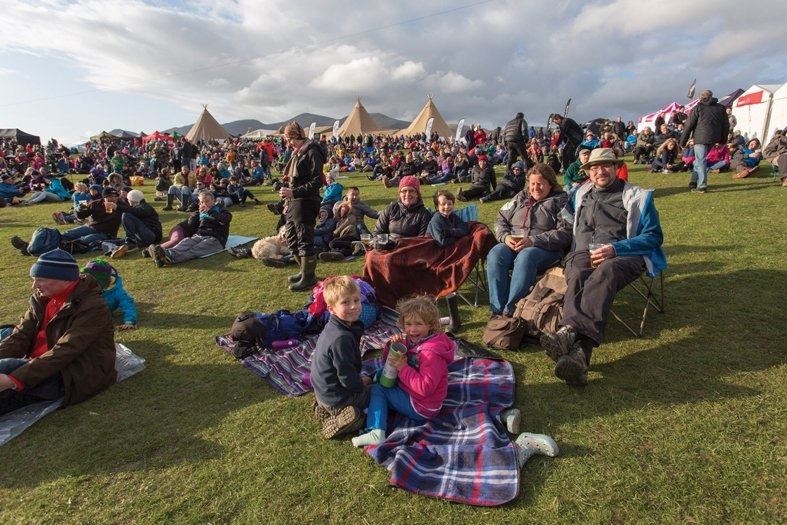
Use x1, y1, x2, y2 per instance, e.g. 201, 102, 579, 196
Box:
0, 0, 785, 145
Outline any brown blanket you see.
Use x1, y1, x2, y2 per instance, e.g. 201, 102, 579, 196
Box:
362, 222, 497, 307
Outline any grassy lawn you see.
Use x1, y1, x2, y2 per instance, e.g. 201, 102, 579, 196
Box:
0, 160, 785, 524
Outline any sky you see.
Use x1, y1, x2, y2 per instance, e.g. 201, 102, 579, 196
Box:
2, 0, 786, 146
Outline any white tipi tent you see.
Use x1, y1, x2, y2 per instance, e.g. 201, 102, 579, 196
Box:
731, 84, 782, 142
336, 98, 380, 137
398, 96, 453, 138
186, 105, 231, 142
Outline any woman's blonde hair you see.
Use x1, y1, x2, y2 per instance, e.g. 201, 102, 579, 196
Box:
396, 295, 442, 333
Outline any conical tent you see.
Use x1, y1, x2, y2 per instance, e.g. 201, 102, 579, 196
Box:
336, 98, 381, 137
398, 96, 453, 137
186, 105, 231, 142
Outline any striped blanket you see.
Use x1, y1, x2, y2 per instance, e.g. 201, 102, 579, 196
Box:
216, 313, 521, 506
215, 307, 401, 396
361, 356, 520, 506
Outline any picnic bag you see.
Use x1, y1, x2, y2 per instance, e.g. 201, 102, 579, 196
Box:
482, 315, 526, 350
27, 227, 62, 256
514, 267, 567, 337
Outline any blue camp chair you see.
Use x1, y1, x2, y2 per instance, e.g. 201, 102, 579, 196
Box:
453, 204, 489, 307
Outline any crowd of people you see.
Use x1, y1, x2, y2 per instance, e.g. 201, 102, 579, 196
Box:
3, 92, 785, 442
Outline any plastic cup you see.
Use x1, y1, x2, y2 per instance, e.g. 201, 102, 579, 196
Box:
376, 233, 389, 245
104, 202, 113, 214
589, 243, 604, 268
509, 228, 525, 241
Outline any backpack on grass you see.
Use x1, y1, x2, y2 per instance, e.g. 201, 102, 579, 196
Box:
514, 267, 567, 337
28, 227, 62, 256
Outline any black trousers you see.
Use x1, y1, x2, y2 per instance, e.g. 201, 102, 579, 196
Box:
284, 198, 320, 257
561, 250, 645, 349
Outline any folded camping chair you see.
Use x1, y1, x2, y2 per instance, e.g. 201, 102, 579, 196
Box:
453, 204, 489, 307
609, 270, 665, 337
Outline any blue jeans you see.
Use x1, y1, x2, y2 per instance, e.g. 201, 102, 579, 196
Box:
61, 225, 109, 245
692, 143, 709, 189
364, 382, 425, 432
487, 243, 562, 315
0, 358, 64, 415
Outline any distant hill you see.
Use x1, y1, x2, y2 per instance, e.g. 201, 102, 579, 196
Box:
160, 112, 411, 138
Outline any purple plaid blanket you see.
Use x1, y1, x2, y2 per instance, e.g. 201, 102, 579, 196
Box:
215, 307, 401, 396
361, 356, 519, 506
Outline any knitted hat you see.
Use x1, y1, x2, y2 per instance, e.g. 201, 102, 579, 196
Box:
127, 189, 144, 203
29, 249, 80, 282
477, 155, 488, 162
398, 175, 420, 193
89, 184, 102, 192
80, 258, 117, 289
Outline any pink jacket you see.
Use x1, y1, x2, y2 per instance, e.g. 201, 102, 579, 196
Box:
384, 332, 455, 418
705, 144, 730, 166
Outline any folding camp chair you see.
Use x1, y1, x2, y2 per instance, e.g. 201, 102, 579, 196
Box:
609, 271, 665, 337
453, 204, 489, 307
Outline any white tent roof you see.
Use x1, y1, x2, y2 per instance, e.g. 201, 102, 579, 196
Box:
763, 83, 787, 145
731, 84, 783, 142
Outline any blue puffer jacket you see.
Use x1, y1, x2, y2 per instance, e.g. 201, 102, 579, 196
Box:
101, 275, 137, 325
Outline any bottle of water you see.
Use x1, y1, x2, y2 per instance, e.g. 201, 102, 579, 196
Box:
379, 342, 407, 388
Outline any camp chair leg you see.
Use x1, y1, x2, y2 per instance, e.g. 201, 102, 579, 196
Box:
456, 258, 488, 308
610, 273, 665, 337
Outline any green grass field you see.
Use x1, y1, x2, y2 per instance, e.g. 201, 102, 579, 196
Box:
0, 160, 785, 524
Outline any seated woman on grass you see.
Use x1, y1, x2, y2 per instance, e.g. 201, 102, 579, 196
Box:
148, 190, 232, 267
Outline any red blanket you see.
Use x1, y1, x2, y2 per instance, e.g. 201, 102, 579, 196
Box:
362, 222, 496, 307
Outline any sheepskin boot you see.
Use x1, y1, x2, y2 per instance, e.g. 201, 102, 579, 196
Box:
446, 293, 461, 333
289, 256, 318, 292
287, 255, 302, 283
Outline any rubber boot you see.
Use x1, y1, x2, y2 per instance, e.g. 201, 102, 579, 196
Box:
287, 255, 302, 283
162, 194, 175, 211
178, 193, 190, 211
446, 293, 461, 333
289, 256, 318, 292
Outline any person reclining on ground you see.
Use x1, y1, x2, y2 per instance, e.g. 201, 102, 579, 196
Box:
147, 190, 232, 267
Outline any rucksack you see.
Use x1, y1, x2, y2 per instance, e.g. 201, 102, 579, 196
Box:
482, 315, 527, 351
229, 309, 317, 359
514, 267, 567, 337
28, 227, 62, 256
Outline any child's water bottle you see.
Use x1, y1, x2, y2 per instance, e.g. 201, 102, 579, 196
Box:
379, 342, 407, 388
270, 339, 299, 351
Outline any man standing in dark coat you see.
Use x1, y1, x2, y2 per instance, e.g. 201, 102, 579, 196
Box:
503, 112, 529, 173
680, 90, 729, 194
551, 113, 584, 171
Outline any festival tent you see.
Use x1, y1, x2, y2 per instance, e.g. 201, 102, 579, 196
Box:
731, 83, 782, 142
637, 102, 682, 132
141, 130, 173, 143
186, 105, 231, 143
336, 98, 381, 137
241, 129, 278, 140
762, 83, 787, 145
397, 96, 454, 138
0, 128, 41, 146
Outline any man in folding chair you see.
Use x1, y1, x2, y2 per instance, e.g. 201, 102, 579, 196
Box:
540, 148, 667, 386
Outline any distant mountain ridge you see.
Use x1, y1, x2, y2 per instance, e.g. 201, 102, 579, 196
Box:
162, 112, 411, 137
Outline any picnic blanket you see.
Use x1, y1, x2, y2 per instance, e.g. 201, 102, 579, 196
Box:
0, 343, 146, 446
198, 235, 258, 258
359, 356, 520, 506
215, 306, 401, 396
362, 221, 496, 307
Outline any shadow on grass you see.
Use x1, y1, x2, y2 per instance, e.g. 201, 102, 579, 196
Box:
0, 341, 281, 490
524, 268, 787, 431
653, 177, 776, 199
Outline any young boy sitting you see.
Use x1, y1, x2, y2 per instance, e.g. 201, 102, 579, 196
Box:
309, 276, 370, 439
426, 189, 469, 247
